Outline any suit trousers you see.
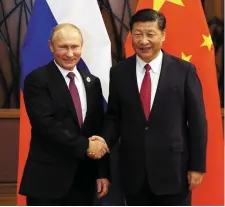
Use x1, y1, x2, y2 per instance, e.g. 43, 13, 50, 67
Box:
125, 179, 191, 206
26, 174, 95, 206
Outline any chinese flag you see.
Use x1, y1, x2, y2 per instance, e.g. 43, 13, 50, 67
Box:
125, 0, 224, 205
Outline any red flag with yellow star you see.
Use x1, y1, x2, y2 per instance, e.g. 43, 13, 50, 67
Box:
125, 0, 224, 205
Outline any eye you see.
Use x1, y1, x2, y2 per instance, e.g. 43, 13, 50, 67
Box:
134, 33, 141, 36
58, 45, 67, 49
134, 34, 141, 37
148, 33, 155, 37
71, 45, 81, 50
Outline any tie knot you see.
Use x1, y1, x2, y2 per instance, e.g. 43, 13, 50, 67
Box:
67, 72, 75, 80
144, 64, 151, 72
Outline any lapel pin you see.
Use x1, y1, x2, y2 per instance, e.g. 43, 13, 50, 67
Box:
86, 77, 91, 82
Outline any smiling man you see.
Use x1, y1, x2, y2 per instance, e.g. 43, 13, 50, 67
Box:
19, 23, 110, 206
94, 8, 207, 206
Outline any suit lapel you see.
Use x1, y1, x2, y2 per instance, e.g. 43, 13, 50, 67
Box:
77, 68, 92, 123
129, 55, 147, 123
129, 52, 174, 123
47, 61, 80, 125
148, 52, 173, 121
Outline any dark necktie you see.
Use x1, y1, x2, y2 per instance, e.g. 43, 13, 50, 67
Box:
140, 64, 151, 120
67, 72, 83, 127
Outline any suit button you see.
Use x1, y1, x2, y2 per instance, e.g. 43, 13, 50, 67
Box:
145, 126, 149, 130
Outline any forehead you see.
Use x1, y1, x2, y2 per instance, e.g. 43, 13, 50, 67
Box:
132, 21, 160, 31
53, 27, 82, 43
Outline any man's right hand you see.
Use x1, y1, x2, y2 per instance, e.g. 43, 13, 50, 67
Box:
87, 136, 109, 159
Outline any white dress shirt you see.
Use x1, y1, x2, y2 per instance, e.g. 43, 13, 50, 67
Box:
54, 61, 87, 121
136, 50, 163, 110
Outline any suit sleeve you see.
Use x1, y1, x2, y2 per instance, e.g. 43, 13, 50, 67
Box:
93, 78, 111, 180
185, 64, 207, 173
97, 154, 111, 181
101, 67, 121, 150
24, 72, 89, 160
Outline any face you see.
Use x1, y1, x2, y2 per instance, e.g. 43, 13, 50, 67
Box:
49, 27, 83, 71
131, 21, 165, 62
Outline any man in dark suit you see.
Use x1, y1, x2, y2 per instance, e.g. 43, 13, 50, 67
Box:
19, 23, 110, 206
94, 9, 207, 206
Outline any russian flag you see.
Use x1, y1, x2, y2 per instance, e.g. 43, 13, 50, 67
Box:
17, 0, 111, 205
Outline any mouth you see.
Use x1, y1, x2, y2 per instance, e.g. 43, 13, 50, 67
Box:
139, 47, 152, 53
64, 59, 75, 63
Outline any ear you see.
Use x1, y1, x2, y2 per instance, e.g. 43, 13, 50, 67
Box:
49, 40, 53, 52
162, 31, 166, 42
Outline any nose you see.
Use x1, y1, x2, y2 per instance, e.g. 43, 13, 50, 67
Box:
66, 48, 73, 57
140, 35, 149, 45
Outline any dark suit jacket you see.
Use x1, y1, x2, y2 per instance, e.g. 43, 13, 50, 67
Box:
101, 52, 207, 196
19, 61, 109, 198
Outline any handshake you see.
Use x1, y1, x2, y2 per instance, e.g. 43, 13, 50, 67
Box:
87, 136, 110, 159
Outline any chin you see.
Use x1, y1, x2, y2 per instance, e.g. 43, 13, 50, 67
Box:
138, 54, 151, 61
63, 65, 75, 71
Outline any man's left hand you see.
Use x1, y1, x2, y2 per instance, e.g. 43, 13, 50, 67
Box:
96, 178, 110, 198
187, 171, 203, 190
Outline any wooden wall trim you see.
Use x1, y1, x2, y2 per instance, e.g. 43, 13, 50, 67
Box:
0, 183, 17, 206
0, 108, 223, 119
0, 183, 16, 194
0, 109, 20, 118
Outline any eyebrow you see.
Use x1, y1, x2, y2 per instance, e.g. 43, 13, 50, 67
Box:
134, 29, 143, 33
134, 29, 156, 33
58, 43, 80, 46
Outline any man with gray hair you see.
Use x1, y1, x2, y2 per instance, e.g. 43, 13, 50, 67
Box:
19, 23, 110, 205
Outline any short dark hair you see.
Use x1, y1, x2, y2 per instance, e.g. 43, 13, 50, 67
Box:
129, 9, 166, 31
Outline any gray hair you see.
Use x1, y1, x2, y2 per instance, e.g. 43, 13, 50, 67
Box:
50, 23, 83, 43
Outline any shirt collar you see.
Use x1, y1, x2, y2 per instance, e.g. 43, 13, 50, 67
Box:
136, 50, 163, 74
54, 60, 79, 79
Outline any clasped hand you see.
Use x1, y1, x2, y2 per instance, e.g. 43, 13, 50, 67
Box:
87, 136, 110, 159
